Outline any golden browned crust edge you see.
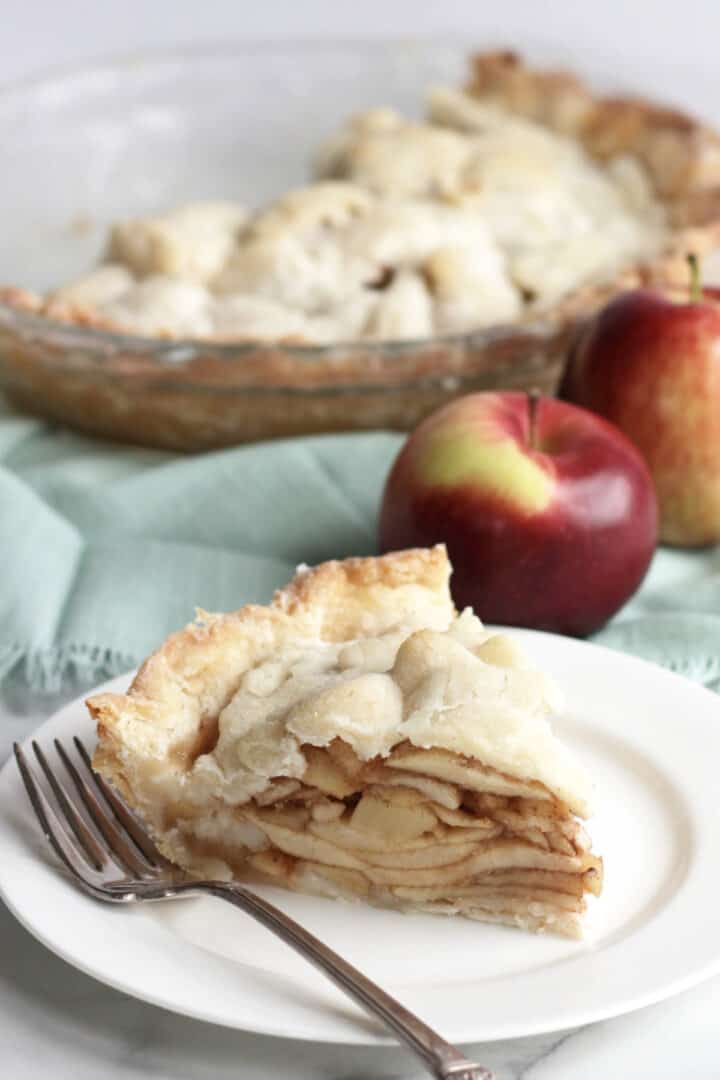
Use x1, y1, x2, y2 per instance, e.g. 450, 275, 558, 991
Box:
0, 287, 317, 346
274, 543, 451, 630
467, 50, 720, 204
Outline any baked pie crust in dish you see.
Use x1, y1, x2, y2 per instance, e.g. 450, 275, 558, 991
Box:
89, 546, 603, 937
3, 50, 719, 447
6, 53, 720, 344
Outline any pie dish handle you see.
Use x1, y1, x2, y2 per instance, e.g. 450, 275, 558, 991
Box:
199, 881, 493, 1079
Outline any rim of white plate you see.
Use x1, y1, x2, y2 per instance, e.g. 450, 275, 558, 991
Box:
1, 629, 720, 1045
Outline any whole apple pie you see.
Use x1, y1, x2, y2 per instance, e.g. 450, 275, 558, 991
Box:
89, 546, 602, 937
8, 52, 720, 347
2, 50, 719, 449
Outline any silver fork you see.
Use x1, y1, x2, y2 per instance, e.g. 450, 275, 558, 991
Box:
14, 737, 493, 1080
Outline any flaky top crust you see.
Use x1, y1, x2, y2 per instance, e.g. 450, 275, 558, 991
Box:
8, 50, 720, 349
89, 545, 454, 769
89, 545, 595, 817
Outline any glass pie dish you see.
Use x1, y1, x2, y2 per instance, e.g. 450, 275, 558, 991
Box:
0, 42, 717, 450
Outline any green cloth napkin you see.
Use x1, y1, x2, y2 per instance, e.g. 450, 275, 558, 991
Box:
1, 399, 719, 693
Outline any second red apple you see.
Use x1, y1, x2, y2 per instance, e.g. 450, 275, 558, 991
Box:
561, 274, 720, 546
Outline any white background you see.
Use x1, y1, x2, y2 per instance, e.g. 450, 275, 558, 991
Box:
3, 0, 720, 125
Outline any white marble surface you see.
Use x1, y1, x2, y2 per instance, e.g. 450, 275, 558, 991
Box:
1, 685, 719, 1079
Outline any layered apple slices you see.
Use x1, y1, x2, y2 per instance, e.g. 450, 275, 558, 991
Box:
89, 545, 602, 937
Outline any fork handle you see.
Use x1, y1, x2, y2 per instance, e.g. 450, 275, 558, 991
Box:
172, 880, 492, 1080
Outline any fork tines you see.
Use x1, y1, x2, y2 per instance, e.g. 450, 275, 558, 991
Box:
13, 737, 169, 897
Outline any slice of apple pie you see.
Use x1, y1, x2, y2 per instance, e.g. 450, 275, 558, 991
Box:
89, 545, 602, 937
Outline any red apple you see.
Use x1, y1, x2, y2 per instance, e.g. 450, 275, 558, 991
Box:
561, 262, 720, 546
379, 391, 658, 636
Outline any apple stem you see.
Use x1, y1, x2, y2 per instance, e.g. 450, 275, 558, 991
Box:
528, 389, 541, 451
688, 252, 703, 303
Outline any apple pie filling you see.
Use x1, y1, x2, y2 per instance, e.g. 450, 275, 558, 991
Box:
169, 739, 601, 937
89, 546, 602, 938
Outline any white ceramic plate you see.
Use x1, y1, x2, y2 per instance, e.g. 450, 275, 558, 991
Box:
1, 630, 720, 1045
